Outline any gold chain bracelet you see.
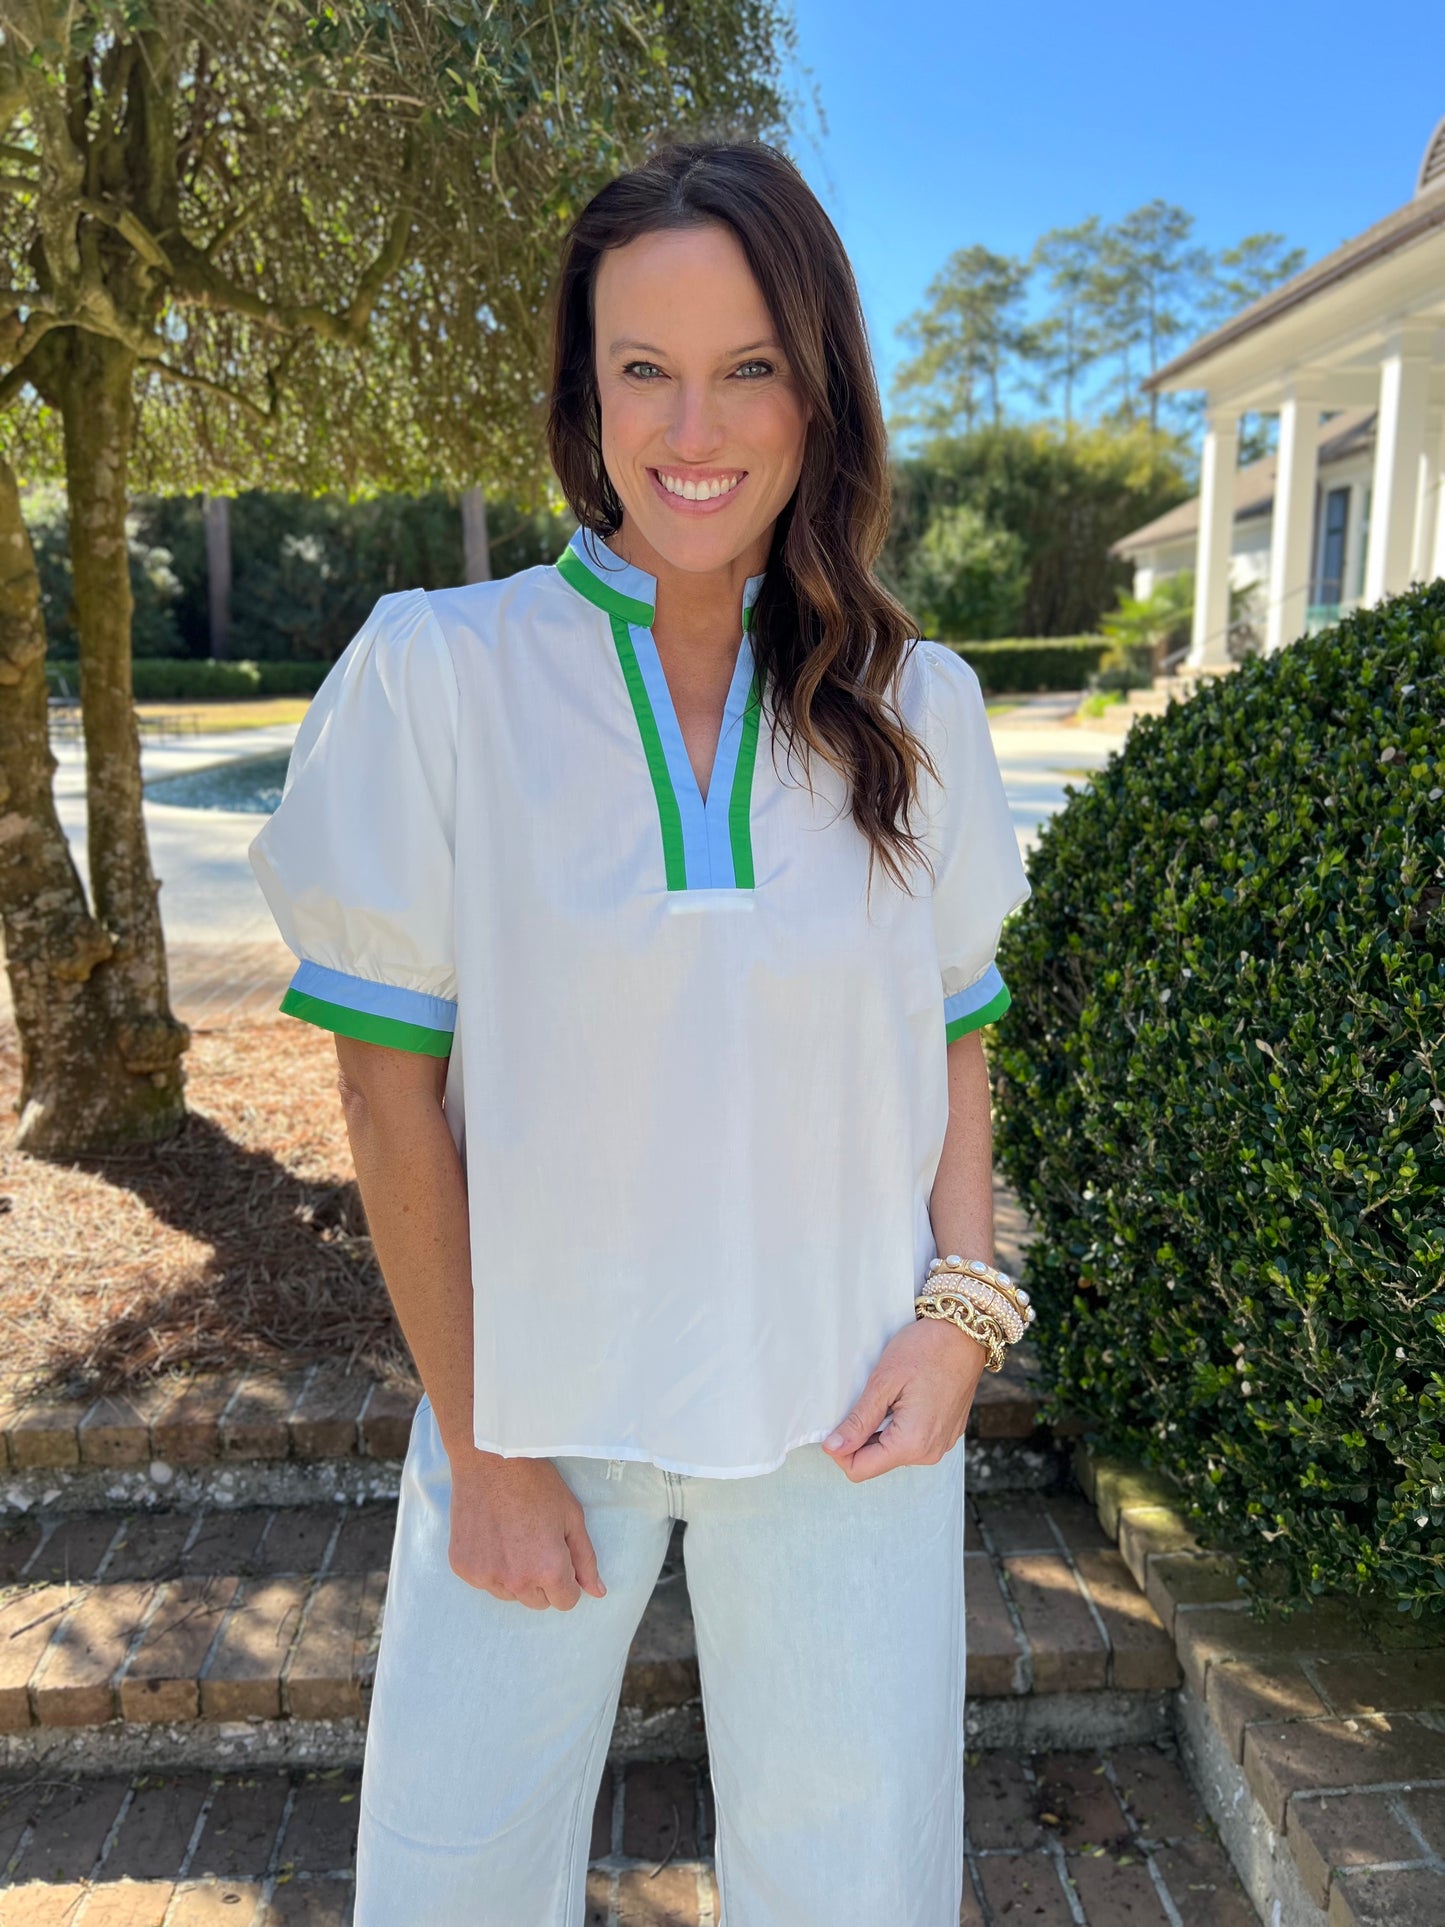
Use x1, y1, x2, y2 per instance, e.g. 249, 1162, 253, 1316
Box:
913, 1290, 1008, 1373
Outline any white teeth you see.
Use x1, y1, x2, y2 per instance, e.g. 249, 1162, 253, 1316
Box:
657, 471, 743, 501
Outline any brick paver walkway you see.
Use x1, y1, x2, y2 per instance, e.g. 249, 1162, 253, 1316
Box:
0, 1745, 1253, 1924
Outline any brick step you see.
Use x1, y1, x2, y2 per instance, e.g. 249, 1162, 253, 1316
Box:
0, 1490, 1178, 1774
0, 1350, 1059, 1515
0, 1742, 1257, 1927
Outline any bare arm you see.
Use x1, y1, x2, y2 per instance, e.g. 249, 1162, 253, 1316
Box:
334, 1035, 605, 1610
821, 1029, 995, 1480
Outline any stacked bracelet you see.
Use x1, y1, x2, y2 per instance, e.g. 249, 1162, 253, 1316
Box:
913, 1291, 1009, 1372
914, 1254, 1038, 1374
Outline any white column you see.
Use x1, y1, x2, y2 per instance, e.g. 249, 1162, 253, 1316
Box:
1431, 411, 1445, 581
1188, 408, 1238, 670
1413, 407, 1443, 581
1363, 327, 1434, 603
1265, 377, 1321, 653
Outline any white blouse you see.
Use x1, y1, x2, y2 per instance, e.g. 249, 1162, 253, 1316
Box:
249, 527, 1030, 1477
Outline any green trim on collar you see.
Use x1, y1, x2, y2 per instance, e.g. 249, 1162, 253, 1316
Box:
607, 615, 688, 890
728, 668, 764, 890
557, 545, 655, 628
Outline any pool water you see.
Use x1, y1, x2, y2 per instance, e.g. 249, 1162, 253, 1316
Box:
145, 750, 290, 815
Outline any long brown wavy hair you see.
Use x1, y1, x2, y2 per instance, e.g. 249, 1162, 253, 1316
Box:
546, 139, 934, 894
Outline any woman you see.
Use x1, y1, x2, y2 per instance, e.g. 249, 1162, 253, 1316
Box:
250, 138, 1030, 1926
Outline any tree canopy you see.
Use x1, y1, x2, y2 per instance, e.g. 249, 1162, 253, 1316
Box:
1, 0, 797, 500
890, 200, 1307, 445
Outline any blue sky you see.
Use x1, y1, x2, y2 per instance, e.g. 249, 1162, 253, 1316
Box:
786, 0, 1443, 404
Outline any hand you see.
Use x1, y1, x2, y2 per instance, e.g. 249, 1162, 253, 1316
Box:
448, 1451, 606, 1610
821, 1316, 988, 1482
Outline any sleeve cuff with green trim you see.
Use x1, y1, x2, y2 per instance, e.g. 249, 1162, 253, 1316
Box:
943, 963, 1011, 1042
279, 960, 456, 1057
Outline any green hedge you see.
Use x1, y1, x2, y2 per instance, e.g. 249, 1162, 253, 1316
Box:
944, 637, 1108, 694
993, 582, 1445, 1615
46, 659, 332, 700
49, 639, 1106, 703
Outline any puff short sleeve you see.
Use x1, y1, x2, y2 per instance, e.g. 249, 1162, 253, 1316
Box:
919, 641, 1031, 1041
248, 588, 459, 1056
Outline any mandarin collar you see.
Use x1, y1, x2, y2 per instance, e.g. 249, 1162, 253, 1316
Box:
558, 525, 766, 627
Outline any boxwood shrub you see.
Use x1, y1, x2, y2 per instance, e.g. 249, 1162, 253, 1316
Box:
947, 636, 1108, 695
992, 582, 1445, 1615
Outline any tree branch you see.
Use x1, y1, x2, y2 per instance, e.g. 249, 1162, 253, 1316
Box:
140, 356, 279, 422
75, 197, 176, 274
202, 118, 314, 260
0, 341, 48, 411
168, 139, 420, 350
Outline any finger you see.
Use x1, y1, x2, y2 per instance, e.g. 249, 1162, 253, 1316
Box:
822, 1373, 897, 1459
841, 1415, 917, 1483
545, 1566, 583, 1612
566, 1518, 607, 1599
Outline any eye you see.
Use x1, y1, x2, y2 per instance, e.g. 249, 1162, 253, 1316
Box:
733, 358, 776, 379
621, 360, 665, 381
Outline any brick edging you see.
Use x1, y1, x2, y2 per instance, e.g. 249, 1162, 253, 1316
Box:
0, 1366, 418, 1473
1074, 1444, 1445, 1927
0, 1345, 1049, 1472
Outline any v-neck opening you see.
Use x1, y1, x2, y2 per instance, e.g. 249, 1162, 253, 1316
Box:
555, 528, 767, 893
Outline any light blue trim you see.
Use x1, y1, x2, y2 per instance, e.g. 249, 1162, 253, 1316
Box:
627, 621, 761, 888
561, 528, 766, 631
559, 526, 768, 890
704, 638, 760, 886
628, 618, 711, 887
943, 963, 1007, 1030
289, 959, 457, 1034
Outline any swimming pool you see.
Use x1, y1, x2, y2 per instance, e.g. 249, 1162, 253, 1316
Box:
145, 749, 290, 815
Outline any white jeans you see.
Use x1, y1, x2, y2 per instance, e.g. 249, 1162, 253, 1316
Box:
356, 1397, 968, 1926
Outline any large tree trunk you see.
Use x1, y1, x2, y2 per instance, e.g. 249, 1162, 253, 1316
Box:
204, 493, 232, 660
461, 486, 492, 584
0, 456, 142, 1151
0, 327, 192, 1156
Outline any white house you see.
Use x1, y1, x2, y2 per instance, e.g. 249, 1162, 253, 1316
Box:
1114, 113, 1445, 668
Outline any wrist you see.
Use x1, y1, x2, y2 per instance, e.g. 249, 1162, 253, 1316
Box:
921, 1311, 991, 1373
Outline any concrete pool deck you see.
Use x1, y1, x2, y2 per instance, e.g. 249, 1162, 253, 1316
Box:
1, 694, 1121, 1027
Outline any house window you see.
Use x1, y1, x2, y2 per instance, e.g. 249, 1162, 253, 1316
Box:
1315, 487, 1350, 607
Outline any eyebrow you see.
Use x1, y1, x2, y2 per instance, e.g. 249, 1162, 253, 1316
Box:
607, 338, 782, 358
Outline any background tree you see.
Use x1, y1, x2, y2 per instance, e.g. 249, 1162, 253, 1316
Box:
0, 0, 793, 1155
892, 501, 1027, 641
890, 244, 1033, 437
1203, 231, 1309, 319
1082, 200, 1211, 433
1028, 217, 1103, 428
884, 423, 1191, 639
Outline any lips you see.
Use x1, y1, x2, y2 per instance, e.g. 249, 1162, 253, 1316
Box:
647, 467, 749, 513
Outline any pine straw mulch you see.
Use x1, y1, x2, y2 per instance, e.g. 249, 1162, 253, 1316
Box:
0, 1016, 415, 1401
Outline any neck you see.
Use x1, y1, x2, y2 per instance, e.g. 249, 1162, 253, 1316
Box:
612, 518, 769, 657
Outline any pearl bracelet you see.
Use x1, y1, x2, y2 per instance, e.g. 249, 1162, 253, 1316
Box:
945, 1278, 1027, 1345
927, 1255, 1037, 1328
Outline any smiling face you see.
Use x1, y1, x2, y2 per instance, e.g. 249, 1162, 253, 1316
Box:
592, 222, 811, 581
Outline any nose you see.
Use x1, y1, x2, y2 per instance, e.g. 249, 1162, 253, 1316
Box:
663, 379, 725, 461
